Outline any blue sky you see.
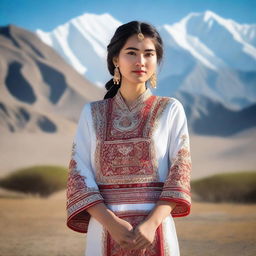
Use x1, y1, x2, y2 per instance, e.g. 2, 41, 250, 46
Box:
0, 0, 256, 32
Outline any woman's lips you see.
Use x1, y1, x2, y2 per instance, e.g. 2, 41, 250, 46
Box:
133, 70, 146, 74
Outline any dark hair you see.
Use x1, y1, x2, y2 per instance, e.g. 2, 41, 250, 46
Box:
103, 21, 164, 99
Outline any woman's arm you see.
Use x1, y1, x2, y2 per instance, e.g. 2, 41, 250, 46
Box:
132, 200, 177, 250
86, 203, 136, 248
133, 99, 191, 250
159, 99, 192, 217
144, 200, 177, 227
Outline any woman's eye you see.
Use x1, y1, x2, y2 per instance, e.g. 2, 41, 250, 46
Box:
127, 51, 136, 55
145, 52, 154, 57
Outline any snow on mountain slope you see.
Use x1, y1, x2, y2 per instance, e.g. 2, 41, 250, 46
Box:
36, 13, 121, 86
235, 23, 256, 47
157, 11, 256, 109
36, 11, 256, 110
178, 11, 256, 71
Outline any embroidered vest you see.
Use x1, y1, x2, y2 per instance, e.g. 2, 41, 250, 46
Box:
91, 89, 171, 185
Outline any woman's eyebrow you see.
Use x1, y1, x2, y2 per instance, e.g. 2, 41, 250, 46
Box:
124, 47, 156, 52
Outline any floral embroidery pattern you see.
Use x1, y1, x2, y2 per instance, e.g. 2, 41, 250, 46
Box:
160, 134, 192, 216
67, 158, 87, 199
101, 139, 153, 176
91, 92, 171, 185
66, 142, 104, 233
67, 143, 87, 199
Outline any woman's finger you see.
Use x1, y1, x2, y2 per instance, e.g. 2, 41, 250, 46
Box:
134, 236, 144, 245
135, 242, 150, 251
132, 239, 150, 250
120, 240, 134, 249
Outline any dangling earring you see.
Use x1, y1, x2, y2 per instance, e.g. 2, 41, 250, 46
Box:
150, 72, 157, 88
113, 64, 121, 85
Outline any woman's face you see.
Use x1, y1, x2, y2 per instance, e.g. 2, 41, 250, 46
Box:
113, 34, 157, 87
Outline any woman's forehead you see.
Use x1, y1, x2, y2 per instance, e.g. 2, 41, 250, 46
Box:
122, 34, 156, 51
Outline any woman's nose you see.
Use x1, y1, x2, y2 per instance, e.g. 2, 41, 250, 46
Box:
135, 54, 145, 66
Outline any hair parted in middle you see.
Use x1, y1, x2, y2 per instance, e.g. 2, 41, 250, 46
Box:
104, 20, 164, 99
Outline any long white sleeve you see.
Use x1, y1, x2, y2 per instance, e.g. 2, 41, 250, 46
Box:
159, 99, 192, 217
66, 103, 104, 233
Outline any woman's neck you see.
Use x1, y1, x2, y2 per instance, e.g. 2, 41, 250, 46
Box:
119, 82, 147, 107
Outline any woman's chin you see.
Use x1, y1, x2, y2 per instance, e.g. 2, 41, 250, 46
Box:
122, 78, 147, 86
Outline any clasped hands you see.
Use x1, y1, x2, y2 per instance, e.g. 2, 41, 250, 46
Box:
107, 216, 158, 251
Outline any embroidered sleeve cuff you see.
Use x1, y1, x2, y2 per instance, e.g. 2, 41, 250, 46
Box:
67, 192, 104, 233
159, 189, 191, 217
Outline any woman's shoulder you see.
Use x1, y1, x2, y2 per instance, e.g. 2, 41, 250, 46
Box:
82, 98, 110, 110
155, 95, 184, 110
80, 98, 110, 119
78, 98, 110, 124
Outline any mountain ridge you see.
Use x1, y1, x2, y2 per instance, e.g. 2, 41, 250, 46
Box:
0, 24, 105, 133
36, 10, 256, 110
1, 15, 256, 136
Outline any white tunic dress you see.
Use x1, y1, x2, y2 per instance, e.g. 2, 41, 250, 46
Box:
66, 87, 192, 256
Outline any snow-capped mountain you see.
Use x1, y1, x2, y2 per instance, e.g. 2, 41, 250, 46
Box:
157, 11, 256, 109
36, 13, 121, 86
36, 11, 256, 110
2, 23, 255, 137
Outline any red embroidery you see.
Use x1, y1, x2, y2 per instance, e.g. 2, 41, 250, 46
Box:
104, 214, 164, 256
69, 159, 76, 169
67, 158, 87, 198
100, 140, 154, 176
66, 142, 104, 233
91, 94, 171, 184
106, 96, 155, 139
165, 139, 191, 191
98, 182, 164, 205
160, 134, 192, 217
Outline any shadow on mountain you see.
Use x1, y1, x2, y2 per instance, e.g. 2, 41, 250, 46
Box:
5, 61, 36, 104
14, 107, 31, 130
0, 102, 57, 133
0, 102, 9, 116
176, 91, 256, 136
0, 104, 31, 132
0, 25, 20, 48
156, 63, 194, 97
0, 24, 101, 134
0, 25, 45, 58
36, 61, 67, 104
0, 103, 31, 132
37, 115, 57, 132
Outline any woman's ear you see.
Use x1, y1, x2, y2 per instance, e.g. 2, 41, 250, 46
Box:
113, 56, 118, 66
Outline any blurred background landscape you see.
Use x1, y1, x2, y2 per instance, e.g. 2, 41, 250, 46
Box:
0, 0, 255, 255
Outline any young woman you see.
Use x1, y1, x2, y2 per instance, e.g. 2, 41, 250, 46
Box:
66, 21, 192, 256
